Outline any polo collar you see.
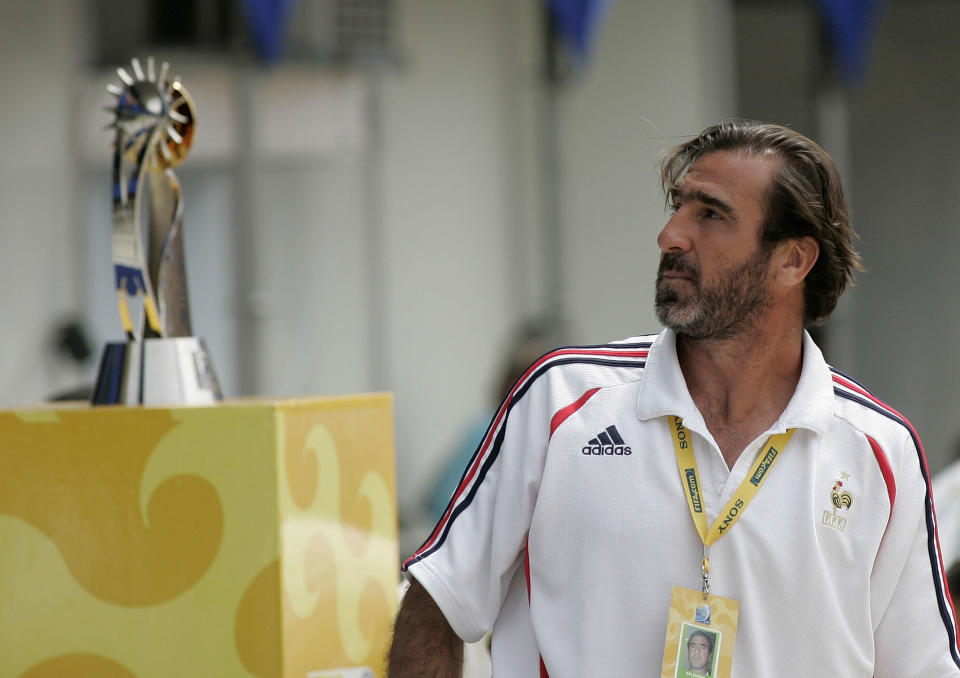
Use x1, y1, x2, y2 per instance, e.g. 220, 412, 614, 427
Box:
635, 328, 834, 439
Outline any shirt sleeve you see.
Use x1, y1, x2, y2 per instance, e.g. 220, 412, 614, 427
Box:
403, 368, 554, 642
872, 434, 960, 677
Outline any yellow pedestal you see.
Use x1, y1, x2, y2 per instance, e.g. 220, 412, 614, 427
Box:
0, 395, 398, 678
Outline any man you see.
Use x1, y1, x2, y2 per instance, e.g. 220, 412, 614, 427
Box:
388, 121, 960, 676
682, 629, 714, 677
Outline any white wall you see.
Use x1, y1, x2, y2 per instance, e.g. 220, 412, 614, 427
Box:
562, 1, 736, 342
379, 0, 517, 520
0, 1, 89, 402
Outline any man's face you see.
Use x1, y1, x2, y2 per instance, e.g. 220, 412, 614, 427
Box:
687, 634, 711, 672
655, 150, 779, 340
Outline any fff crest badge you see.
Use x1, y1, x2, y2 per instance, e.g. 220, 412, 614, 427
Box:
92, 57, 222, 405
822, 471, 854, 532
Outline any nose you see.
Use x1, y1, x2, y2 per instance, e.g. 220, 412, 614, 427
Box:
657, 211, 693, 254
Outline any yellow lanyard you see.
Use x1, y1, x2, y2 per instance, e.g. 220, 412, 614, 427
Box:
670, 415, 795, 595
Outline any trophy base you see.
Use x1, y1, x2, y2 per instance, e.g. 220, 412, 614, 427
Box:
91, 337, 222, 406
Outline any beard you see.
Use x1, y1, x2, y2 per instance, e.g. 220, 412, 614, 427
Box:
655, 244, 773, 340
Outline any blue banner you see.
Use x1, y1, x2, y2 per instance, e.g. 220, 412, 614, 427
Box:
546, 0, 614, 63
239, 0, 299, 63
815, 0, 887, 84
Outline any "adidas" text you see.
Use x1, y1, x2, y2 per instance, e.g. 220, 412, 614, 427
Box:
583, 425, 631, 456
581, 444, 632, 456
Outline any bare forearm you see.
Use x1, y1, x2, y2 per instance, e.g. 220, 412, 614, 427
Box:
388, 578, 464, 677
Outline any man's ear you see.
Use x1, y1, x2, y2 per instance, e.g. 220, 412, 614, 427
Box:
775, 235, 819, 286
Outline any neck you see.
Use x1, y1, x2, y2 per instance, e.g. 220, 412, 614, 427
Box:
676, 316, 804, 467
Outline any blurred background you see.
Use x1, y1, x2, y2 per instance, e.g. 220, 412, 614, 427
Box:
2, 0, 959, 558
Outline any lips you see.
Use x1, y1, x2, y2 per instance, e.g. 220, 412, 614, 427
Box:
660, 271, 691, 281
657, 252, 698, 285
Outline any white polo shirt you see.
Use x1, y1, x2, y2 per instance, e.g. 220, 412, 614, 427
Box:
404, 329, 960, 677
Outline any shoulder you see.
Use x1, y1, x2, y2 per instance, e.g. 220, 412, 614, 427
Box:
507, 334, 657, 402
829, 367, 921, 453
536, 335, 658, 372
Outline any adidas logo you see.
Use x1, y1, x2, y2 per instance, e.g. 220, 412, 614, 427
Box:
581, 425, 632, 456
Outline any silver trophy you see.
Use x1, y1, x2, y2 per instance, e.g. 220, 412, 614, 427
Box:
92, 57, 222, 405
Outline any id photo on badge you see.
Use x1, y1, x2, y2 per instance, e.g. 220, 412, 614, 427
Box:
675, 623, 720, 678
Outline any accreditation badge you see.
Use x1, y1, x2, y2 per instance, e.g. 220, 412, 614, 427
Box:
660, 586, 739, 678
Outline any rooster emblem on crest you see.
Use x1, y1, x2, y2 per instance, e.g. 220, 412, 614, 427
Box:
832, 477, 853, 511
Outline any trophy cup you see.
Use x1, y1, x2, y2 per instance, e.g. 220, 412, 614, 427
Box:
92, 57, 222, 405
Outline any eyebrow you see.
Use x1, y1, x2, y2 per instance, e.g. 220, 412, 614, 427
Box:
671, 186, 737, 219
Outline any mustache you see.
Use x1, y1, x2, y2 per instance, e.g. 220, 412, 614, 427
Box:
657, 252, 699, 281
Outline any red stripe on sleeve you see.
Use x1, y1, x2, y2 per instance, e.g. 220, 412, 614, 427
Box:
866, 434, 896, 518
550, 387, 601, 440
524, 536, 531, 603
